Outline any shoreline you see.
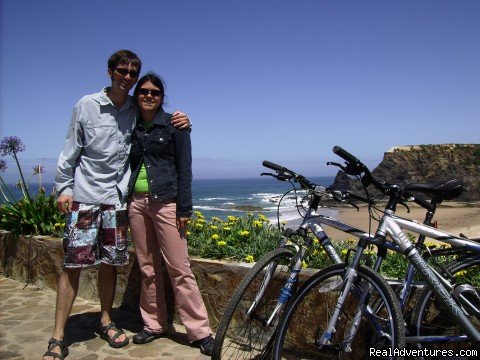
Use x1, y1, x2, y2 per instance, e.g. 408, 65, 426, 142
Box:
327, 204, 480, 241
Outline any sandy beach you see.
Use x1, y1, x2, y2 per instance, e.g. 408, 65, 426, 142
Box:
318, 203, 480, 242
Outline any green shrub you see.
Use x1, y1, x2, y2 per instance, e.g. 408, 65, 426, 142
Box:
186, 211, 479, 287
0, 189, 64, 237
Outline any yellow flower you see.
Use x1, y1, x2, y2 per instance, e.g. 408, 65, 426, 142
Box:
54, 222, 64, 228
195, 223, 204, 229
238, 230, 250, 237
302, 260, 308, 268
194, 210, 204, 218
212, 217, 222, 222
341, 249, 348, 255
281, 220, 287, 226
253, 220, 263, 228
227, 215, 238, 222
196, 218, 206, 224
312, 249, 319, 256
212, 234, 220, 240
245, 255, 255, 263
223, 226, 231, 232
209, 225, 218, 230
217, 240, 227, 246
257, 214, 268, 221
186, 231, 191, 236
247, 212, 253, 217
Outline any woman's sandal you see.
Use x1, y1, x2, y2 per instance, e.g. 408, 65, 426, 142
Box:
43, 338, 69, 359
99, 321, 129, 348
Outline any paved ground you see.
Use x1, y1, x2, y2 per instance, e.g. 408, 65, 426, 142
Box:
0, 275, 210, 359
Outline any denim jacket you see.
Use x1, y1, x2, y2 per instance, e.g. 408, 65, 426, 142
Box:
128, 109, 192, 218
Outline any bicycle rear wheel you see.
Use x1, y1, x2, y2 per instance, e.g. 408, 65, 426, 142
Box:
411, 256, 480, 356
273, 263, 405, 359
212, 247, 295, 359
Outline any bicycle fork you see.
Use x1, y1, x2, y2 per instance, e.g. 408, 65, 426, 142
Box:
246, 247, 305, 328
316, 242, 367, 349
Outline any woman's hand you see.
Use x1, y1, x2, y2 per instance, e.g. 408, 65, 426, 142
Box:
176, 217, 190, 230
171, 111, 191, 129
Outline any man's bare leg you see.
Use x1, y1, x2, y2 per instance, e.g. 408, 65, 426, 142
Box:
43, 268, 80, 360
98, 263, 127, 344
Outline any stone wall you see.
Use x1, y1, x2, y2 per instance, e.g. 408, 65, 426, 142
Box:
0, 230, 317, 329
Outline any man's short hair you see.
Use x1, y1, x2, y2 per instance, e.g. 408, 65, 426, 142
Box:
108, 49, 142, 73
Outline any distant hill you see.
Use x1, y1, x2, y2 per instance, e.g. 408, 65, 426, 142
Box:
333, 144, 480, 202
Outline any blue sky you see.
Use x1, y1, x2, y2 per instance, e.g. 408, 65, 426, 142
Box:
1, 0, 479, 183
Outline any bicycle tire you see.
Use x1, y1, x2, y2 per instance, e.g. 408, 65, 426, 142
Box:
273, 263, 405, 359
411, 256, 480, 355
212, 247, 296, 359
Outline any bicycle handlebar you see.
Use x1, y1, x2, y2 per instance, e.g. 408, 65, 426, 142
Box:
262, 160, 375, 209
262, 160, 289, 173
331, 146, 437, 212
332, 146, 365, 171
262, 160, 317, 190
402, 190, 435, 211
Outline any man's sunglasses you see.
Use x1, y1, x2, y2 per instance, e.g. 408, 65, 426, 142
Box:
115, 67, 139, 78
137, 88, 162, 97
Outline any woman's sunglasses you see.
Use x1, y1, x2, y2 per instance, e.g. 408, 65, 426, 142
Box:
137, 88, 162, 97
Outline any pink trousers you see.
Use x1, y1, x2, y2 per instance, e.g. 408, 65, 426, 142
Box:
128, 194, 212, 342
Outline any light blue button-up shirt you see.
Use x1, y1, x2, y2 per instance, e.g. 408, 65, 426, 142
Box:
55, 88, 137, 205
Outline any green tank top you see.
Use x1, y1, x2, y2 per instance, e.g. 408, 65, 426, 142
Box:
133, 121, 153, 193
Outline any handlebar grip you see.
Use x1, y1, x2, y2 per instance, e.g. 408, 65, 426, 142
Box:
402, 190, 433, 210
332, 146, 364, 167
262, 160, 288, 173
413, 196, 432, 210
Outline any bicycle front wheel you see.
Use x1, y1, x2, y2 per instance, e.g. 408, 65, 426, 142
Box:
212, 247, 295, 359
273, 263, 405, 359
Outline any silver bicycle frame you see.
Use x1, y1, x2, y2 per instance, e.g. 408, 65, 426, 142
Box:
248, 202, 373, 327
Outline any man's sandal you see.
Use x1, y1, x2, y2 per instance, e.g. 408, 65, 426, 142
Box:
99, 322, 129, 348
43, 338, 69, 359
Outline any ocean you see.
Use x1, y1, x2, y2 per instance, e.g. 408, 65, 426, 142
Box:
2, 176, 336, 221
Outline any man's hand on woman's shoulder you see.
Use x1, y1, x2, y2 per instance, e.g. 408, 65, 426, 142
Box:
171, 111, 191, 130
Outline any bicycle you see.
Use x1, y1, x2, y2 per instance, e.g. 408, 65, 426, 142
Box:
212, 161, 390, 360
273, 146, 480, 359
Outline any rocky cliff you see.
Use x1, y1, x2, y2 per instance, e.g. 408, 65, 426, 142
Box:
333, 144, 480, 202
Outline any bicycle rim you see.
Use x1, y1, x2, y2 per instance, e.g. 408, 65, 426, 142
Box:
274, 263, 405, 359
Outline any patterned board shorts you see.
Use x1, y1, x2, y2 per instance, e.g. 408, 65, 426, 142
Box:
63, 202, 129, 268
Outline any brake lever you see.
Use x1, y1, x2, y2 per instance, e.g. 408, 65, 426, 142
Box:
327, 161, 348, 172
348, 201, 360, 211
277, 174, 291, 181
399, 201, 411, 213
261, 172, 276, 178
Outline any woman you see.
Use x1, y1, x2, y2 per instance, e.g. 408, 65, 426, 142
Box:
128, 72, 214, 355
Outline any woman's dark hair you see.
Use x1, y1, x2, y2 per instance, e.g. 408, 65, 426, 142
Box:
134, 72, 167, 108
108, 49, 142, 73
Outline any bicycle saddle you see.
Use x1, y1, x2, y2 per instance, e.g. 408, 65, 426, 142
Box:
403, 179, 464, 202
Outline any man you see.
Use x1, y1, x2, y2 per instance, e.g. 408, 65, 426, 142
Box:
43, 50, 191, 360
